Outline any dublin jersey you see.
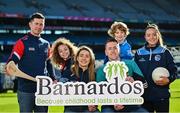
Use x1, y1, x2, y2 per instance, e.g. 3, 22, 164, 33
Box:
135, 44, 177, 101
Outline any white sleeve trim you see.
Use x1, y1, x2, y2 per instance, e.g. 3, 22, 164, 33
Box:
13, 51, 21, 60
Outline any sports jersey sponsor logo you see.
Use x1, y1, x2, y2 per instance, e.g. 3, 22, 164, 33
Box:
28, 47, 35, 51
154, 55, 161, 61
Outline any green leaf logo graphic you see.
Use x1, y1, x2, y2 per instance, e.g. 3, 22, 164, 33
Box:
104, 63, 114, 79
104, 61, 128, 81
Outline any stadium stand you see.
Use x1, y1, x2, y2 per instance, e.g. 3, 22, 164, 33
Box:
0, 0, 180, 60
0, 0, 180, 22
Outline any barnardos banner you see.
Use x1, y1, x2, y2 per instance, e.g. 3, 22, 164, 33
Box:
35, 61, 144, 106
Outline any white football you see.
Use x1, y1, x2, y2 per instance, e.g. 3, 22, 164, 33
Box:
152, 67, 170, 82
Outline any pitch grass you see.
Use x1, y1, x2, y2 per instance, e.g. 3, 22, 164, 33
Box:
0, 91, 64, 113
0, 92, 19, 112
0, 79, 180, 113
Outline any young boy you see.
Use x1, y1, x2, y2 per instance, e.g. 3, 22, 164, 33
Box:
104, 21, 134, 63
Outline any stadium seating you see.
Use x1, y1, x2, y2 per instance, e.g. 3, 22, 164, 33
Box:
0, 0, 180, 60
0, 0, 180, 22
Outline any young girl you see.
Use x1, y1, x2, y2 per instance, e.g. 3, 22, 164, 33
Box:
135, 23, 177, 113
50, 38, 77, 82
65, 46, 99, 113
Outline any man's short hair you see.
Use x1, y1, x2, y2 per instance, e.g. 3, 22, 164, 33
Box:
105, 38, 118, 48
29, 12, 45, 22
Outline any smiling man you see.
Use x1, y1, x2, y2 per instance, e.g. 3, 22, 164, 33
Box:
6, 12, 55, 113
96, 38, 148, 112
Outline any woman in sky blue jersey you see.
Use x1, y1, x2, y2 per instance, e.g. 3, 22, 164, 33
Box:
134, 23, 177, 113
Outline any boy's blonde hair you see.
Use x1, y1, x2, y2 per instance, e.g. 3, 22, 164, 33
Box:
108, 21, 130, 37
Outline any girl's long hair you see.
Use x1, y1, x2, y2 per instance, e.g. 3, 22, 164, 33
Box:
146, 23, 164, 46
72, 46, 95, 81
50, 38, 77, 68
